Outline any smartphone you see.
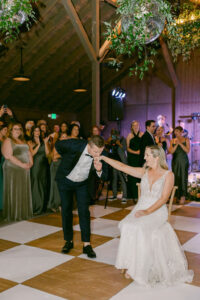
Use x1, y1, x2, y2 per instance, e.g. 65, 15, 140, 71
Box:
3, 104, 7, 109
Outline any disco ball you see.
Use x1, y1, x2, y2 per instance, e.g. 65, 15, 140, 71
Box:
0, 0, 27, 25
121, 0, 165, 44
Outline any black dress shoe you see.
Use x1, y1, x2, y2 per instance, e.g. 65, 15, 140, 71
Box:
62, 241, 73, 254
83, 245, 96, 258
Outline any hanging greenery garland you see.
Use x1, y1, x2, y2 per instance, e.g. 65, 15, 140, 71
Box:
0, 0, 37, 42
105, 0, 200, 79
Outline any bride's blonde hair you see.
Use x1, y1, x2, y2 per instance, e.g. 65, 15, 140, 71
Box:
145, 145, 168, 170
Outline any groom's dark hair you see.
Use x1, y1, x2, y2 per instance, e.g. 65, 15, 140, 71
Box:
89, 135, 104, 148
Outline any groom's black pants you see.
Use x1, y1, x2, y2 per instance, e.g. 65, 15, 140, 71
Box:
57, 177, 91, 242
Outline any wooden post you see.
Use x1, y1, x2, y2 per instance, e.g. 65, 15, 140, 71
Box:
92, 0, 100, 126
61, 0, 96, 62
172, 87, 176, 129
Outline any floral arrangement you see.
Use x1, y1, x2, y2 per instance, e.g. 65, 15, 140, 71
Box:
0, 0, 37, 42
188, 179, 200, 201
105, 0, 200, 79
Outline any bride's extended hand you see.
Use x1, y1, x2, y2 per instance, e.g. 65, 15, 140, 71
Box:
99, 155, 104, 161
135, 210, 148, 218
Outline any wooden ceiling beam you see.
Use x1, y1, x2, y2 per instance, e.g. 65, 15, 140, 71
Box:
92, 0, 100, 125
61, 0, 97, 62
103, 0, 118, 8
159, 36, 178, 88
0, 4, 92, 99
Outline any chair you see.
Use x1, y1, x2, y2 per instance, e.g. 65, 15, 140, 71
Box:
136, 183, 178, 220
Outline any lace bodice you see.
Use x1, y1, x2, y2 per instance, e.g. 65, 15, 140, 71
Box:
138, 170, 169, 209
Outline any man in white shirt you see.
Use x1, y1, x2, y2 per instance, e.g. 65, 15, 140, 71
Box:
55, 135, 108, 258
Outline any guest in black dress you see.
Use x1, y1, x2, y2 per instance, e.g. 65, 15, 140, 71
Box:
126, 121, 143, 202
155, 126, 169, 153
169, 126, 190, 205
28, 126, 50, 214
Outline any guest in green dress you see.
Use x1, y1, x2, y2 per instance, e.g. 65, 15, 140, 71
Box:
0, 125, 8, 211
48, 132, 68, 212
169, 126, 190, 205
28, 126, 50, 215
2, 123, 33, 221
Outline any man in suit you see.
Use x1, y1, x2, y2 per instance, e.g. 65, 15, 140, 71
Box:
139, 120, 156, 166
55, 135, 108, 258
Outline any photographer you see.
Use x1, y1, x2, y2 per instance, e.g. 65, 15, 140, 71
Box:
0, 105, 15, 125
106, 129, 127, 203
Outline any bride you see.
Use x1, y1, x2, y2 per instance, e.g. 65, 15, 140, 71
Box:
99, 145, 193, 287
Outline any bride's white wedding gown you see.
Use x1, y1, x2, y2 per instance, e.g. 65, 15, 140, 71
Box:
115, 170, 193, 287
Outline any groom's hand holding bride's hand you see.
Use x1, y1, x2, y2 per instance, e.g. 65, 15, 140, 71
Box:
135, 210, 149, 218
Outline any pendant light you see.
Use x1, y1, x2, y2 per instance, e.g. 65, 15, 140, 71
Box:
73, 69, 87, 92
13, 47, 30, 82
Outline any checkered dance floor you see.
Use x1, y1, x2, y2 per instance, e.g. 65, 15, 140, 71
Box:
0, 200, 200, 300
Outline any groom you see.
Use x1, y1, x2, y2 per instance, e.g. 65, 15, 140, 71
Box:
55, 135, 108, 258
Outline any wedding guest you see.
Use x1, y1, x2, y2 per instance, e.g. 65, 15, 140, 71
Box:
88, 125, 100, 140
2, 123, 33, 221
48, 132, 68, 212
155, 126, 169, 153
0, 105, 15, 124
107, 129, 127, 203
37, 119, 47, 126
24, 120, 35, 141
60, 122, 68, 134
53, 124, 60, 134
178, 120, 189, 138
0, 125, 8, 211
99, 145, 193, 286
139, 120, 156, 166
156, 114, 173, 137
70, 121, 85, 139
169, 126, 190, 204
68, 123, 80, 139
28, 126, 50, 215
39, 122, 49, 139
126, 121, 143, 202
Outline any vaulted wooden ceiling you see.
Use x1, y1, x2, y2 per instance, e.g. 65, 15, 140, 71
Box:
0, 0, 119, 113
0, 0, 177, 114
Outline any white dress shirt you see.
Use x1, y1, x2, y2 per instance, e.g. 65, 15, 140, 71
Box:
66, 145, 93, 182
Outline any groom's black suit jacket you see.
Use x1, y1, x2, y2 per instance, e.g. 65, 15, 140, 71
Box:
55, 139, 108, 194
139, 131, 155, 166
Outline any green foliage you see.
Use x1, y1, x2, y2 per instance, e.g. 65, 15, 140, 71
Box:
105, 0, 200, 79
166, 3, 200, 62
0, 0, 37, 42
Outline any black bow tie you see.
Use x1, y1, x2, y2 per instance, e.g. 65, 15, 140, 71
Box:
85, 153, 93, 159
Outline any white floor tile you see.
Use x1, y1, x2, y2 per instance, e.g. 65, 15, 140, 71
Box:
110, 282, 200, 300
0, 284, 67, 300
170, 215, 200, 233
0, 221, 61, 244
0, 245, 73, 283
183, 233, 200, 254
79, 238, 119, 265
73, 205, 121, 218
73, 218, 120, 237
